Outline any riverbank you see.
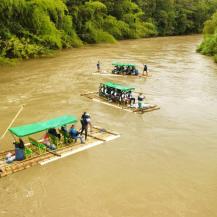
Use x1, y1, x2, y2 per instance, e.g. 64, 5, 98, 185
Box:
1, 0, 217, 65
0, 34, 202, 66
197, 11, 217, 63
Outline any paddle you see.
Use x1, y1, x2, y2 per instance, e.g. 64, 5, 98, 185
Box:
80, 91, 98, 96
46, 148, 61, 157
93, 126, 119, 136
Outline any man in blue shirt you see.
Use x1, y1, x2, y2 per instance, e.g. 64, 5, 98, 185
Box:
69, 125, 84, 144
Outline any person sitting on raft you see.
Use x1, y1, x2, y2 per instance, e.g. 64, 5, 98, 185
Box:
110, 90, 119, 102
119, 66, 124, 74
100, 86, 108, 97
99, 84, 109, 97
69, 125, 84, 144
108, 89, 113, 102
99, 85, 105, 96
126, 66, 131, 75
128, 91, 136, 106
5, 152, 16, 164
130, 66, 134, 75
42, 132, 56, 150
48, 128, 61, 140
119, 92, 127, 105
15, 138, 25, 161
6, 138, 26, 163
131, 66, 139, 75
60, 125, 67, 133
104, 87, 109, 98
112, 66, 118, 74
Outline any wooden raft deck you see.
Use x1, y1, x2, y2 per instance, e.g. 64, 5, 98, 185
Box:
81, 92, 160, 114
92, 72, 151, 78
0, 127, 120, 178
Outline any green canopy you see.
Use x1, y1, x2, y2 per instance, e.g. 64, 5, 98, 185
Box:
103, 82, 135, 92
112, 62, 136, 67
9, 115, 77, 137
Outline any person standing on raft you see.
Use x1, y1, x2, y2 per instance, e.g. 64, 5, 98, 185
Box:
143, 64, 148, 76
97, 61, 101, 72
138, 93, 145, 109
80, 112, 92, 141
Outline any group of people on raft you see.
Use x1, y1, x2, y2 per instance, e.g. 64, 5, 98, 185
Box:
112, 65, 139, 75
96, 61, 148, 76
3, 112, 92, 164
99, 84, 146, 109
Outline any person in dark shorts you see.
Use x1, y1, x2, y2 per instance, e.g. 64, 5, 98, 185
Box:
80, 112, 89, 141
143, 64, 148, 76
97, 61, 100, 72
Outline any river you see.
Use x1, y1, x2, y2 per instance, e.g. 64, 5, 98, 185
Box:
0, 35, 217, 217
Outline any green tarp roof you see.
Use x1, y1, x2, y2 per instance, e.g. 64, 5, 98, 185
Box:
103, 82, 135, 92
9, 115, 77, 137
112, 62, 136, 67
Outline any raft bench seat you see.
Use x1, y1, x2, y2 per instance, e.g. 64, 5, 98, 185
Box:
24, 147, 33, 158
59, 129, 74, 144
28, 137, 47, 155
48, 133, 62, 148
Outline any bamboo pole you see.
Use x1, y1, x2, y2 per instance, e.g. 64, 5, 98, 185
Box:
80, 91, 98, 96
93, 126, 119, 136
0, 105, 24, 140
87, 134, 106, 141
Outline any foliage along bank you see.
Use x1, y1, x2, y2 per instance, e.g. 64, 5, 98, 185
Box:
1, 0, 217, 63
198, 11, 217, 62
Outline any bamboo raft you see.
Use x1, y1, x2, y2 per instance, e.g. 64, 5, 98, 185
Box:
93, 62, 151, 78
0, 126, 120, 178
93, 72, 151, 78
81, 91, 160, 114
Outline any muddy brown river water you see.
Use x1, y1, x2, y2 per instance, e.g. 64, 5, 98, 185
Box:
0, 35, 217, 217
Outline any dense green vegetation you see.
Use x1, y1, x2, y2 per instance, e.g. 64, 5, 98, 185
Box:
1, 0, 217, 62
198, 11, 217, 62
